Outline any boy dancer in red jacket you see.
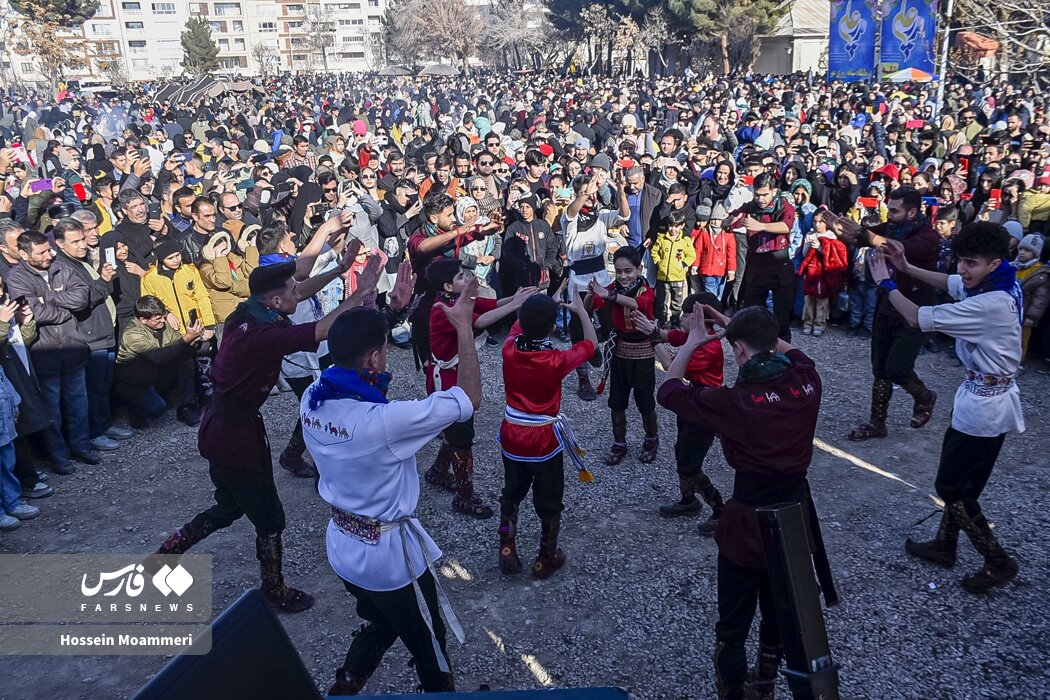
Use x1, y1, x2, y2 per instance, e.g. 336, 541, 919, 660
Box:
497, 287, 597, 579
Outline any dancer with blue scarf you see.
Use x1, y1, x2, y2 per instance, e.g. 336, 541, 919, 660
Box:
873, 221, 1023, 593
302, 286, 483, 695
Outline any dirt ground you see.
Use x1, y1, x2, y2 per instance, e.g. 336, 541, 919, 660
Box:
1, 326, 1048, 700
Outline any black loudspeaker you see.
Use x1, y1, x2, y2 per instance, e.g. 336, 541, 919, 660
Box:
133, 589, 321, 700
758, 502, 841, 700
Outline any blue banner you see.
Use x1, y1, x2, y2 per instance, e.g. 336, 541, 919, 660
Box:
879, 0, 938, 77
827, 0, 878, 83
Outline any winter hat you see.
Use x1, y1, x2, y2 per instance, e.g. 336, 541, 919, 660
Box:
621, 114, 637, 129
574, 137, 590, 150
1002, 221, 1024, 241
710, 203, 729, 222
696, 198, 713, 222
352, 120, 368, 136
1019, 234, 1044, 256
153, 238, 182, 263
790, 179, 812, 197
517, 194, 540, 214
589, 153, 612, 172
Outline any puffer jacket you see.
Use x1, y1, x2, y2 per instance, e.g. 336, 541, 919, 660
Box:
1019, 191, 1050, 230
800, 234, 849, 299
197, 232, 251, 323
4, 260, 90, 371
1022, 263, 1050, 327
693, 226, 737, 278
140, 262, 217, 329
651, 231, 696, 283
116, 317, 193, 387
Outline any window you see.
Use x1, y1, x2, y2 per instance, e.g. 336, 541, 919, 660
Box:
189, 2, 205, 11
217, 38, 230, 49
233, 38, 245, 50
286, 4, 303, 12
257, 3, 276, 15
231, 19, 243, 31
367, 14, 379, 23
336, 3, 352, 8
213, 2, 241, 15
339, 51, 364, 59
209, 20, 222, 31
121, 1, 141, 12
341, 34, 363, 43
124, 21, 144, 29
337, 18, 351, 25
131, 58, 149, 68
367, 0, 378, 6
157, 39, 180, 50
151, 2, 176, 13
128, 39, 147, 54
97, 41, 119, 54
90, 23, 113, 35
347, 1, 360, 6
286, 20, 302, 28
258, 20, 276, 31
350, 18, 362, 24
292, 53, 306, 61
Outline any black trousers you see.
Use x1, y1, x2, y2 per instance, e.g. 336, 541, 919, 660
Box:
286, 375, 314, 450
443, 414, 475, 450
199, 462, 286, 536
715, 555, 781, 690
341, 571, 451, 692
674, 416, 715, 479
870, 307, 927, 384
742, 267, 794, 341
934, 427, 1007, 520
501, 453, 565, 520
608, 355, 656, 414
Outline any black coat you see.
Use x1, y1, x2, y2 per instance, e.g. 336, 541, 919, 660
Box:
0, 319, 50, 436
500, 218, 559, 292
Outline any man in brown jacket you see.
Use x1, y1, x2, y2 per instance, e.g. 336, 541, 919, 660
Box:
197, 229, 253, 344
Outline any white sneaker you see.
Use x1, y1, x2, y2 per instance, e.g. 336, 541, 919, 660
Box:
0, 514, 19, 531
8, 503, 40, 520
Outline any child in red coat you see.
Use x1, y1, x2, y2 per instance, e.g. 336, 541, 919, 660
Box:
691, 202, 737, 301
800, 211, 848, 336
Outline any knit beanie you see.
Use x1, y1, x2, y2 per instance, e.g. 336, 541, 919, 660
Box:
1019, 234, 1044, 257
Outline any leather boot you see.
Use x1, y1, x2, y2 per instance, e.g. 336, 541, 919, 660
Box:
257, 533, 315, 613
498, 498, 523, 574
576, 368, 598, 402
279, 427, 317, 478
714, 640, 745, 700
531, 515, 566, 580
743, 643, 782, 700
848, 378, 891, 440
639, 411, 659, 464
905, 508, 959, 568
603, 410, 629, 465
450, 448, 494, 519
949, 502, 1019, 593
696, 475, 725, 536
424, 438, 455, 491
146, 514, 218, 574
328, 668, 369, 696
901, 376, 937, 429
659, 476, 702, 518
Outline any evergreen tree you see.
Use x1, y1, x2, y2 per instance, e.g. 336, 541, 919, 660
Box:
181, 17, 220, 77
666, 0, 787, 74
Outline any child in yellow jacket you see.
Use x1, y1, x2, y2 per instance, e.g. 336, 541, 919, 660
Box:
141, 238, 217, 338
650, 209, 696, 326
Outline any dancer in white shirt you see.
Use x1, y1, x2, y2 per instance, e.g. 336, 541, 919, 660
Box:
871, 221, 1023, 593
302, 278, 484, 695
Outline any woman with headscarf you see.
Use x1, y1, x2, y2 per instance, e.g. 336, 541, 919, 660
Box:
698, 160, 735, 209
287, 180, 323, 249
939, 173, 976, 223
455, 196, 500, 297
828, 164, 861, 217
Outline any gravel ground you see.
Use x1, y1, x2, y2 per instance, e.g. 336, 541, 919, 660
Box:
1, 323, 1048, 700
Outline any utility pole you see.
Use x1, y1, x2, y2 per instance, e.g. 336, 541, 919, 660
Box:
933, 0, 955, 118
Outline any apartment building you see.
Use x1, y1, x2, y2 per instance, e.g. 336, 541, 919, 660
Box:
7, 0, 389, 84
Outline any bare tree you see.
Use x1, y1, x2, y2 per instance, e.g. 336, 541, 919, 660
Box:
252, 42, 281, 78
579, 4, 616, 74
480, 0, 549, 69
955, 0, 1050, 89
303, 3, 335, 72
407, 0, 483, 74
10, 3, 87, 88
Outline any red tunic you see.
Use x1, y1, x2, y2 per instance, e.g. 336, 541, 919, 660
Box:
426, 295, 498, 394
499, 322, 594, 459
591, 284, 656, 339
666, 329, 725, 388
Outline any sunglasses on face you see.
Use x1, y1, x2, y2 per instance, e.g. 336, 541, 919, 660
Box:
224, 203, 242, 211
361, 174, 376, 179
322, 186, 338, 192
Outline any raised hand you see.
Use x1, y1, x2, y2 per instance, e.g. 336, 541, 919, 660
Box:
512, 285, 540, 306
351, 251, 383, 298
561, 286, 587, 316
387, 260, 416, 311
880, 237, 908, 271
869, 249, 891, 283
438, 276, 478, 329
683, 307, 725, 347
701, 304, 732, 328
338, 237, 365, 272
630, 309, 657, 336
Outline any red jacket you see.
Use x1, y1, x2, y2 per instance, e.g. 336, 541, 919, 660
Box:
800, 235, 848, 299
692, 226, 737, 277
